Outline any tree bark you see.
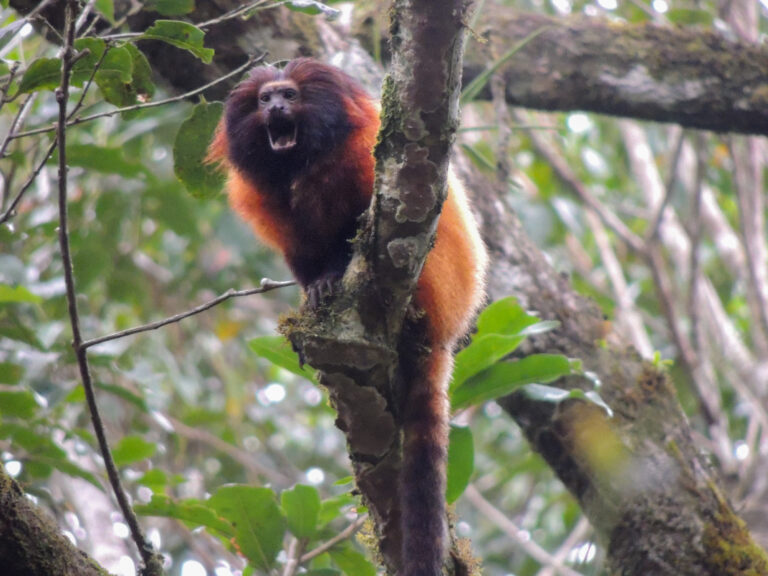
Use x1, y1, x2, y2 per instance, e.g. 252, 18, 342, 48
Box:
0, 465, 109, 576
284, 1, 475, 573
463, 11, 768, 136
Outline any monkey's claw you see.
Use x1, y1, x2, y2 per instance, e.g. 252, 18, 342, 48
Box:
306, 274, 339, 309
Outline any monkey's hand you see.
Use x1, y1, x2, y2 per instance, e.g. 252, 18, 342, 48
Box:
305, 271, 342, 309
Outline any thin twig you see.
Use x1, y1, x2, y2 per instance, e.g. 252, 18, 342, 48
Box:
647, 127, 685, 242
536, 516, 591, 576
69, 45, 110, 118
0, 93, 37, 159
0, 0, 57, 60
586, 209, 653, 357
281, 536, 304, 576
687, 135, 706, 377
299, 515, 368, 563
197, 0, 272, 29
730, 136, 768, 355
0, 139, 58, 225
74, 0, 96, 33
464, 484, 584, 576
0, 61, 21, 110
12, 54, 264, 141
55, 2, 161, 572
82, 280, 295, 349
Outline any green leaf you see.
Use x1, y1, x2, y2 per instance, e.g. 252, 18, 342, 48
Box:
144, 0, 196, 15
0, 284, 42, 304
281, 484, 321, 539
0, 390, 38, 418
94, 45, 136, 107
0, 362, 23, 385
329, 546, 376, 576
140, 20, 214, 63
17, 58, 60, 94
208, 485, 285, 572
135, 494, 235, 535
286, 0, 340, 18
249, 336, 316, 380
112, 435, 157, 467
318, 494, 356, 527
452, 334, 526, 391
445, 425, 473, 504
451, 354, 573, 411
125, 44, 155, 100
94, 0, 115, 23
451, 298, 552, 390
174, 101, 226, 199
138, 469, 171, 493
73, 37, 105, 59
58, 144, 146, 178
72, 38, 107, 86
519, 384, 614, 417
475, 297, 533, 334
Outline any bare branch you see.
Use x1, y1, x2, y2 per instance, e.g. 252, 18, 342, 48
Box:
54, 2, 161, 572
299, 515, 368, 563
468, 12, 768, 135
0, 139, 57, 226
464, 484, 584, 576
82, 280, 295, 350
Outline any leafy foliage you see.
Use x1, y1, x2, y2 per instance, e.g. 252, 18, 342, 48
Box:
1, 1, 763, 576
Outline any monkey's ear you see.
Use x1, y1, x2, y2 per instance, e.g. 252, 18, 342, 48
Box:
205, 119, 229, 169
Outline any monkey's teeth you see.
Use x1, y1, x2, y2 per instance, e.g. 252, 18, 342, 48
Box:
267, 124, 298, 151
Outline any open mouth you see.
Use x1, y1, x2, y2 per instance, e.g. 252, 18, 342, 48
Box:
267, 116, 298, 152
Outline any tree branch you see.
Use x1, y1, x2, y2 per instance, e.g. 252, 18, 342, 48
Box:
467, 11, 768, 135
54, 2, 161, 573
82, 280, 295, 350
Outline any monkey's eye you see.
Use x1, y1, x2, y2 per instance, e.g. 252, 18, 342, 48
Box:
259, 93, 271, 104
284, 89, 298, 100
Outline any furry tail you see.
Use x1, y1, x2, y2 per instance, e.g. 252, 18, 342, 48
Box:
401, 346, 452, 576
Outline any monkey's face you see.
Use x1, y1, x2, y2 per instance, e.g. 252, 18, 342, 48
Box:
257, 80, 300, 153
225, 61, 355, 184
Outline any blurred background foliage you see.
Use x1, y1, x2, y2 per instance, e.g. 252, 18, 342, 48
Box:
1, 0, 767, 575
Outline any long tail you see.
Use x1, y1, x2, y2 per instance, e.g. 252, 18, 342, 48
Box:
401, 346, 452, 576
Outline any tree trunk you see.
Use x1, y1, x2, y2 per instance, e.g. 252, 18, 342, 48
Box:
0, 466, 108, 576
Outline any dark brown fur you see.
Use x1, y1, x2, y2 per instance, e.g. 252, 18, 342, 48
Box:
209, 59, 487, 576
